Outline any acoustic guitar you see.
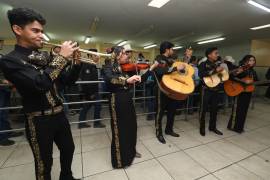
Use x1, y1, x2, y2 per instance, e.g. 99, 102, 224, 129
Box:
203, 69, 229, 88
224, 77, 270, 97
159, 61, 195, 100
203, 64, 251, 88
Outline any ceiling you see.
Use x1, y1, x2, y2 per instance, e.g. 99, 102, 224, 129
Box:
0, 0, 270, 48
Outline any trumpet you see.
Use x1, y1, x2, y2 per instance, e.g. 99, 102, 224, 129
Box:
42, 41, 111, 57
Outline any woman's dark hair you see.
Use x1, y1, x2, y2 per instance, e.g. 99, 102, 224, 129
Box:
7, 8, 46, 29
112, 46, 124, 60
160, 41, 174, 54
239, 55, 256, 66
205, 47, 218, 58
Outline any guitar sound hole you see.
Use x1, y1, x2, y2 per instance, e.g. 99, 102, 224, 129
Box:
173, 78, 188, 85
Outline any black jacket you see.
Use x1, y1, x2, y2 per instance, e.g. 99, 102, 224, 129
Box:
153, 54, 177, 82
0, 69, 11, 92
0, 45, 81, 113
80, 63, 99, 95
235, 68, 258, 81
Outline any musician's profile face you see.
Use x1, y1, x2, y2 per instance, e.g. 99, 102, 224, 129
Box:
185, 49, 193, 57
118, 50, 129, 64
168, 48, 174, 56
248, 57, 256, 67
208, 50, 219, 61
13, 21, 44, 49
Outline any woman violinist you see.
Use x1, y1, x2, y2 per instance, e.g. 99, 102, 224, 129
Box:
102, 46, 153, 168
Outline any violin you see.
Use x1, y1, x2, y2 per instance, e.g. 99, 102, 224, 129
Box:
121, 62, 150, 72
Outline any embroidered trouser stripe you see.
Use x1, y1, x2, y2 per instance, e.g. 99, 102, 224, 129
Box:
27, 115, 45, 180
111, 94, 122, 168
155, 89, 161, 135
232, 96, 238, 128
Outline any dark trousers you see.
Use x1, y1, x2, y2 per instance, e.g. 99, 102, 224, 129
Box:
188, 85, 200, 113
234, 92, 252, 132
145, 85, 155, 118
25, 112, 75, 180
155, 90, 177, 134
200, 88, 219, 130
79, 93, 101, 125
0, 89, 11, 141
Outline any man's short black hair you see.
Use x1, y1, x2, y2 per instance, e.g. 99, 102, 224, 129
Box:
7, 8, 46, 29
205, 47, 218, 58
160, 41, 174, 54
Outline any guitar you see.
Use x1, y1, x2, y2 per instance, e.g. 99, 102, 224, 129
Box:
224, 77, 270, 97
203, 64, 250, 88
159, 61, 195, 100
203, 69, 229, 88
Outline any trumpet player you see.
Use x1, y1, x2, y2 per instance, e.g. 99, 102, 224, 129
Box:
0, 8, 81, 180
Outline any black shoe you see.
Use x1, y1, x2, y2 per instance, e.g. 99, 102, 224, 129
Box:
233, 128, 243, 134
78, 123, 91, 129
94, 122, 106, 128
8, 131, 24, 138
165, 131, 180, 137
156, 134, 166, 144
209, 128, 223, 135
60, 175, 81, 180
200, 128, 205, 136
0, 139, 15, 146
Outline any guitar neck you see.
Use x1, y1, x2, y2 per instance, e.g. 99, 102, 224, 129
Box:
253, 80, 270, 86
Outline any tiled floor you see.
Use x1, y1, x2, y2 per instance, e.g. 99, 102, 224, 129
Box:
0, 99, 270, 180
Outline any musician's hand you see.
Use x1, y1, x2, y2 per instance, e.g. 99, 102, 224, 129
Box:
2, 80, 9, 84
177, 64, 185, 71
127, 75, 141, 84
236, 68, 244, 74
244, 79, 253, 84
216, 67, 224, 72
59, 41, 79, 59
150, 61, 159, 71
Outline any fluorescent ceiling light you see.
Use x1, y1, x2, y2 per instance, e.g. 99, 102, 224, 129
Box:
84, 36, 91, 44
250, 24, 270, 30
144, 44, 157, 49
42, 34, 50, 41
247, 0, 270, 13
117, 40, 128, 46
197, 37, 225, 45
148, 0, 170, 8
173, 46, 183, 50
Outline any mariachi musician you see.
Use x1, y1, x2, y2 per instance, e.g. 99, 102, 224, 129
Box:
103, 46, 153, 169
152, 41, 185, 144
227, 55, 258, 133
0, 8, 82, 180
198, 47, 223, 136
